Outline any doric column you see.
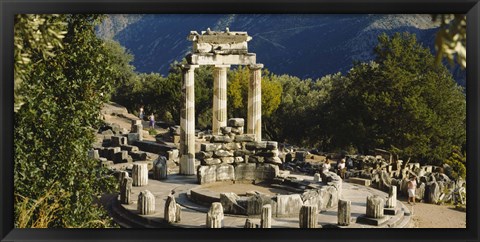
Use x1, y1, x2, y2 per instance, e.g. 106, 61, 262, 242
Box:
247, 64, 263, 141
212, 65, 230, 134
120, 177, 133, 205
366, 195, 384, 218
132, 163, 148, 187
180, 64, 199, 175
337, 199, 351, 226
137, 190, 155, 215
260, 204, 272, 228
299, 205, 318, 228
206, 202, 224, 228
386, 185, 397, 208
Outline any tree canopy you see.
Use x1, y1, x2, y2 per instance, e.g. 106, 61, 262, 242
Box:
322, 33, 466, 164
14, 14, 118, 228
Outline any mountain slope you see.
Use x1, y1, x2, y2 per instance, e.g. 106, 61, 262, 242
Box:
97, 14, 465, 84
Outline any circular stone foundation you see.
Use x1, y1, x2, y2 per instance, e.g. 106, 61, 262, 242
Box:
200, 181, 292, 196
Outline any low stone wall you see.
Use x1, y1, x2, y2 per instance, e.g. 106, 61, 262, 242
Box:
191, 172, 343, 217
196, 118, 281, 184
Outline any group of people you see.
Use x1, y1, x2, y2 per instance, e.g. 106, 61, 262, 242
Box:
139, 106, 155, 129
321, 157, 351, 179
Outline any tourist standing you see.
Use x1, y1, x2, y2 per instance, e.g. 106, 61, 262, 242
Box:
322, 158, 331, 173
338, 158, 346, 179
347, 157, 354, 169
149, 113, 155, 129
407, 176, 417, 205
139, 106, 144, 120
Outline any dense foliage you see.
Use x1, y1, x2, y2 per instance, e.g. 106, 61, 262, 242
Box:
14, 14, 118, 228
14, 14, 67, 112
321, 33, 465, 164
432, 14, 466, 69
443, 146, 466, 180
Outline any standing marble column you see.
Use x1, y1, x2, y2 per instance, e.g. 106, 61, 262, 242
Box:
299, 205, 318, 228
260, 204, 272, 228
132, 163, 148, 187
120, 177, 133, 205
212, 65, 230, 135
386, 185, 397, 208
337, 199, 351, 226
137, 190, 155, 215
247, 64, 263, 142
180, 64, 199, 175
366, 195, 384, 218
206, 202, 224, 228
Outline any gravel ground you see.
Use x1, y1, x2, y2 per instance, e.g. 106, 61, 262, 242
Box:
398, 197, 466, 228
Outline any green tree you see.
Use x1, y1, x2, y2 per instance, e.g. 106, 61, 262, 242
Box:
323, 32, 466, 164
227, 66, 283, 136
264, 74, 330, 145
14, 14, 67, 112
443, 146, 466, 180
137, 72, 181, 123
432, 14, 466, 69
104, 39, 138, 102
14, 14, 117, 228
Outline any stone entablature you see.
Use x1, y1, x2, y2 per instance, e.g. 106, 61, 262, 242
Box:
188, 28, 251, 55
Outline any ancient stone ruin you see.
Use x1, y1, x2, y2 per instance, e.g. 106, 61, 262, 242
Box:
179, 29, 264, 175
95, 30, 440, 229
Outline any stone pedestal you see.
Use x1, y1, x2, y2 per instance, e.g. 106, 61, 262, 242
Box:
212, 65, 229, 134
357, 195, 388, 226
299, 205, 317, 228
130, 120, 143, 142
137, 190, 155, 215
131, 120, 143, 134
120, 177, 133, 205
337, 199, 351, 226
247, 64, 263, 141
366, 195, 384, 218
132, 163, 148, 187
153, 156, 168, 180
180, 64, 199, 175
206, 202, 224, 228
260, 204, 272, 228
164, 195, 181, 223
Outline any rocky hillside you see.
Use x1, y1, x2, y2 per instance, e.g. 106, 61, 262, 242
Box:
97, 14, 465, 85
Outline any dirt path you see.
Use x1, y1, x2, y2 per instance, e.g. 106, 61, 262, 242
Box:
398, 197, 466, 228
101, 102, 164, 141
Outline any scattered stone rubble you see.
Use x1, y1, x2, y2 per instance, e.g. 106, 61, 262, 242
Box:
280, 149, 466, 207
90, 118, 181, 184
342, 155, 466, 205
